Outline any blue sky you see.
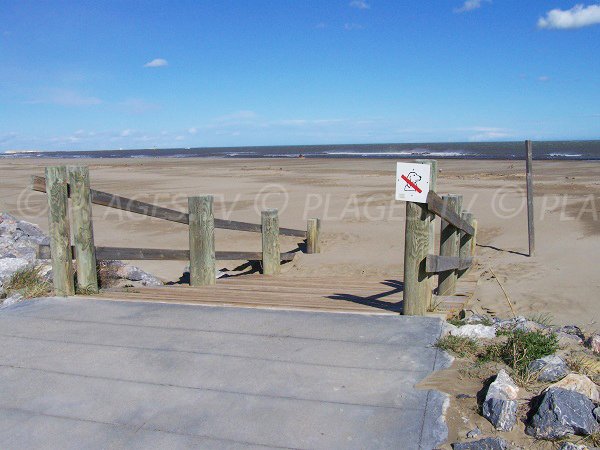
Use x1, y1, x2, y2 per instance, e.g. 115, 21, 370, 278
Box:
1, 0, 599, 151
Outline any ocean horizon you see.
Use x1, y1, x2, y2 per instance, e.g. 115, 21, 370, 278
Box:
2, 140, 600, 161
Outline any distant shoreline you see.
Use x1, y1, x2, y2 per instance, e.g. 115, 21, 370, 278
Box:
2, 140, 600, 161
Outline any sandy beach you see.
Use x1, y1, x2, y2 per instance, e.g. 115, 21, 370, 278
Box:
1, 157, 598, 328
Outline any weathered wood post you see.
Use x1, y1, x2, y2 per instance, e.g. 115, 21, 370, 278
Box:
188, 196, 216, 286
403, 197, 431, 316
525, 140, 535, 257
470, 219, 478, 257
438, 194, 462, 295
45, 166, 75, 296
416, 159, 438, 307
458, 211, 474, 279
68, 166, 98, 293
261, 209, 280, 275
306, 218, 321, 254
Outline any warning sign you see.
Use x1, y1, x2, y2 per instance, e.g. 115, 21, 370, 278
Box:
395, 162, 431, 203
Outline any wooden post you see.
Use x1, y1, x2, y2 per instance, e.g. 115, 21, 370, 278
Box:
525, 140, 535, 257
438, 194, 462, 295
188, 196, 216, 286
403, 201, 431, 316
458, 211, 473, 279
68, 166, 98, 293
470, 219, 478, 257
416, 159, 438, 308
261, 209, 280, 275
45, 166, 74, 296
306, 218, 321, 254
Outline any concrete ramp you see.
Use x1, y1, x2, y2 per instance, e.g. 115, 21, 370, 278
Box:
0, 297, 450, 449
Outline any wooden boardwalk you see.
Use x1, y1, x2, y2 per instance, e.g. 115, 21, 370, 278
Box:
95, 271, 480, 316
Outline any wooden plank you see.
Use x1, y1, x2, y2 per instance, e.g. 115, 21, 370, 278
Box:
403, 199, 431, 316
438, 194, 462, 296
188, 196, 216, 286
261, 209, 281, 275
426, 191, 475, 236
45, 166, 75, 297
525, 140, 535, 256
426, 255, 473, 273
68, 166, 99, 294
306, 218, 321, 254
31, 175, 306, 237
37, 245, 295, 262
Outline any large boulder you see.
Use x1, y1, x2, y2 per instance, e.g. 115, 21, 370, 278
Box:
0, 257, 30, 284
558, 443, 588, 450
526, 387, 599, 439
528, 355, 569, 382
482, 369, 519, 431
585, 333, 600, 355
452, 437, 510, 450
549, 374, 600, 402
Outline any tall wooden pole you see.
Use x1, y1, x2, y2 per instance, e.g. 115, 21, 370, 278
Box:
438, 194, 462, 295
458, 211, 474, 279
68, 166, 98, 293
188, 196, 216, 286
306, 218, 321, 254
416, 159, 438, 308
261, 209, 281, 275
45, 166, 74, 296
525, 140, 535, 257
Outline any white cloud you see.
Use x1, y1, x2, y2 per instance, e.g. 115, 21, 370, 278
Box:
538, 75, 550, 82
454, 0, 490, 13
464, 127, 511, 141
120, 129, 133, 137
143, 58, 168, 68
349, 0, 370, 10
188, 127, 198, 134
538, 4, 600, 29
26, 89, 102, 107
344, 23, 364, 30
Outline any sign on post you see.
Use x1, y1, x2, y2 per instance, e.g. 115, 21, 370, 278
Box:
395, 162, 431, 203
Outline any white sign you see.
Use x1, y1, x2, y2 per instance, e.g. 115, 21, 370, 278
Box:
395, 162, 431, 203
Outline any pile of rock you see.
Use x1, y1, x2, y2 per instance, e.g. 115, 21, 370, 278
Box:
1, 212, 162, 305
446, 313, 600, 449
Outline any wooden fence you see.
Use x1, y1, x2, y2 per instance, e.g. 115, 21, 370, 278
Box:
403, 160, 478, 316
33, 166, 320, 296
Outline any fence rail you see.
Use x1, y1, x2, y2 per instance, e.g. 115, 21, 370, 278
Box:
404, 159, 478, 316
33, 166, 320, 296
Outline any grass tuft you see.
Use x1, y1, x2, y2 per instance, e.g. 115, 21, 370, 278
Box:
436, 335, 480, 358
3, 266, 51, 299
526, 312, 554, 327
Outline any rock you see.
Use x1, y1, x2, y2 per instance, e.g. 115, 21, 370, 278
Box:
549, 374, 600, 402
449, 324, 496, 339
559, 443, 588, 450
1, 293, 24, 307
15, 220, 48, 244
585, 334, 600, 355
526, 387, 599, 439
466, 427, 481, 438
452, 437, 510, 450
0, 257, 30, 283
482, 369, 519, 431
528, 355, 569, 382
557, 331, 584, 346
594, 407, 600, 422
558, 325, 586, 341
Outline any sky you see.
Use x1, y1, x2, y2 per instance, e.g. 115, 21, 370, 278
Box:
1, 0, 599, 151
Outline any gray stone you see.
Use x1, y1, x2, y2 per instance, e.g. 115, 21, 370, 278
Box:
557, 331, 584, 345
117, 265, 163, 286
1, 293, 24, 307
482, 369, 519, 431
528, 355, 569, 382
549, 374, 600, 402
466, 427, 481, 438
594, 406, 600, 422
0, 258, 30, 283
15, 220, 47, 244
526, 387, 599, 439
449, 324, 496, 339
452, 437, 510, 450
558, 325, 585, 341
586, 334, 600, 355
559, 443, 588, 450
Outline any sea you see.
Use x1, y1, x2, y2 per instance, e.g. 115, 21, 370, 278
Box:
2, 140, 599, 160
